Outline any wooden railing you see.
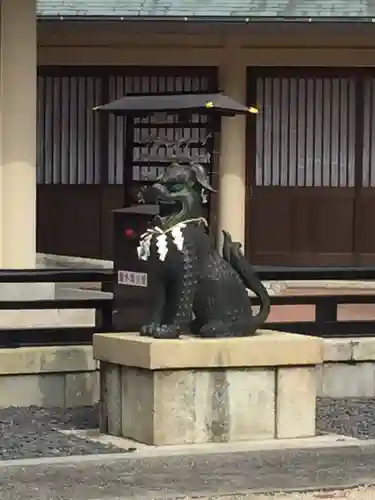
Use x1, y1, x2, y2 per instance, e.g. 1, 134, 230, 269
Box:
0, 269, 113, 347
1, 266, 375, 346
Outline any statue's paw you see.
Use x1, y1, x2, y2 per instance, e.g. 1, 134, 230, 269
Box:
152, 324, 181, 339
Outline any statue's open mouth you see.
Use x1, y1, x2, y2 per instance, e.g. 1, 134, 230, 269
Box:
140, 183, 184, 225
158, 199, 182, 220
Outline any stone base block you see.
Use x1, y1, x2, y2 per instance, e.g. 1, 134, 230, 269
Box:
317, 338, 375, 398
0, 346, 99, 408
93, 331, 323, 446
0, 282, 55, 301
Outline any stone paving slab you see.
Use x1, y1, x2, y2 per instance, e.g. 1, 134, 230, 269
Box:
254, 488, 375, 500
1, 445, 375, 500
184, 488, 375, 499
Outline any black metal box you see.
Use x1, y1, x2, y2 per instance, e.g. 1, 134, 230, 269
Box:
112, 204, 159, 332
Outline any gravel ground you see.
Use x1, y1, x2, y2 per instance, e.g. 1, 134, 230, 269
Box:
1, 397, 375, 460
316, 397, 375, 439
0, 405, 124, 460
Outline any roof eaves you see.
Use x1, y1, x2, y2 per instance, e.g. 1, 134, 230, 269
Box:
36, 15, 375, 23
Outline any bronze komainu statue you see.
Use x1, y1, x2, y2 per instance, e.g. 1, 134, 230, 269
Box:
137, 161, 270, 339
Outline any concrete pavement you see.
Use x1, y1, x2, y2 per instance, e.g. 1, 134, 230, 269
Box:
1, 442, 375, 500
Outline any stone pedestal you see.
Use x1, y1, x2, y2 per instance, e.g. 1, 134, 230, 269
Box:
93, 331, 323, 446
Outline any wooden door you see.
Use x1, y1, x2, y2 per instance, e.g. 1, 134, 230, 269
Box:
246, 68, 358, 266
356, 76, 375, 265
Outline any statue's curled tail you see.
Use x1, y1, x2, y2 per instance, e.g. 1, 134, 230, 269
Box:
222, 230, 271, 330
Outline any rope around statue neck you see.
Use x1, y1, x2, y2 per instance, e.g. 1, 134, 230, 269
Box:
136, 217, 208, 262
161, 217, 208, 233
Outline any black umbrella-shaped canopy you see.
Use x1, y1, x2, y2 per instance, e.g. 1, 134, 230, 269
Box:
93, 92, 258, 116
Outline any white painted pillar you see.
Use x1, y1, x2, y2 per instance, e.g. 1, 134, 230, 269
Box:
217, 55, 247, 249
0, 0, 37, 269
